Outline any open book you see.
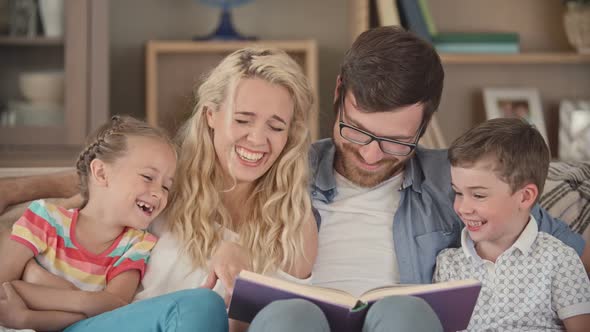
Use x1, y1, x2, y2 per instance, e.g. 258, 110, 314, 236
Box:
228, 271, 481, 332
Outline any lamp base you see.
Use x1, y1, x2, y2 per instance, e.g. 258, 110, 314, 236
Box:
193, 9, 256, 41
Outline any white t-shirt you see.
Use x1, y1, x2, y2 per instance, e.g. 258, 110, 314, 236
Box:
135, 223, 310, 302
312, 172, 403, 297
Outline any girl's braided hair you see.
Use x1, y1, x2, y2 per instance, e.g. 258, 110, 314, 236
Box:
76, 115, 175, 207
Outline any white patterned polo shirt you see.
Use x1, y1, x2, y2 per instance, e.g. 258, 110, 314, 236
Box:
434, 216, 590, 331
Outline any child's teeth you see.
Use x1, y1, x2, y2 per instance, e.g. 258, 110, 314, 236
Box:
468, 220, 483, 227
136, 201, 153, 212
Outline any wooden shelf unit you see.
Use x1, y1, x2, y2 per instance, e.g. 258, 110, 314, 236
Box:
440, 53, 590, 65
145, 40, 320, 140
347, 0, 590, 155
0, 37, 63, 46
0, 0, 109, 167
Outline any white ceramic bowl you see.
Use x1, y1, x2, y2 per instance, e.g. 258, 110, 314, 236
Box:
19, 70, 65, 105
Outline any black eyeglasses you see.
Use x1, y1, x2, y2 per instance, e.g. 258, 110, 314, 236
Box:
338, 94, 424, 156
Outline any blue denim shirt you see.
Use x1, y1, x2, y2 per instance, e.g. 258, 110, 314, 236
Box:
309, 138, 585, 284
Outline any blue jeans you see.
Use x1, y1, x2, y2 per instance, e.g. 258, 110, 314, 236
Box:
248, 295, 443, 332
64, 289, 228, 332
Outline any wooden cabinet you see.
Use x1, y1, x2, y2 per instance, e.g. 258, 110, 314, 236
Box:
0, 0, 109, 167
349, 0, 590, 155
145, 40, 319, 139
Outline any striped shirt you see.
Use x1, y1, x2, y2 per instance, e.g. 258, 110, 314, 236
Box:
11, 200, 157, 291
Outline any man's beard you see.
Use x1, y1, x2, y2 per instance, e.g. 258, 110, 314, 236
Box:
334, 141, 407, 188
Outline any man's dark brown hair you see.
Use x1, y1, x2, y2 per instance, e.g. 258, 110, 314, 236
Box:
339, 26, 444, 132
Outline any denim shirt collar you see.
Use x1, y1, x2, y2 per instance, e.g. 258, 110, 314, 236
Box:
313, 140, 337, 193
400, 147, 427, 193
309, 139, 337, 203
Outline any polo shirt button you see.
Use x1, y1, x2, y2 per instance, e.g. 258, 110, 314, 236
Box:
312, 191, 317, 196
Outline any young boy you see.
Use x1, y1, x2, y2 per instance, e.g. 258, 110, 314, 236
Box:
434, 118, 590, 331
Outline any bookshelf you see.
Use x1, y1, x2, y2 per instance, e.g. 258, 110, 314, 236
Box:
0, 0, 109, 167
145, 40, 319, 140
348, 0, 590, 156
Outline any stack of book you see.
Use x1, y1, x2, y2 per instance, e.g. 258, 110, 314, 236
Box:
433, 32, 520, 54
376, 0, 520, 54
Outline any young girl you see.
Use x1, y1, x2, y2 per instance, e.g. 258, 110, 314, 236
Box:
0, 116, 177, 331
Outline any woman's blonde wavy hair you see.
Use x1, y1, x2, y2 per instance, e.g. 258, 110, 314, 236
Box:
167, 47, 314, 274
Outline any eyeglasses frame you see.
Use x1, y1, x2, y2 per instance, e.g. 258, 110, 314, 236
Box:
337, 92, 425, 156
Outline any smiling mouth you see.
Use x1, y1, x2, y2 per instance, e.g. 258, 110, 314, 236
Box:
464, 219, 487, 228
136, 200, 155, 215
235, 146, 265, 162
357, 160, 381, 171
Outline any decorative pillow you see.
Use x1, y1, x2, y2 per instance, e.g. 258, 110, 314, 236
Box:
540, 161, 590, 242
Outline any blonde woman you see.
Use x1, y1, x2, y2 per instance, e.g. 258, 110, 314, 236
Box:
0, 47, 317, 332
136, 46, 318, 330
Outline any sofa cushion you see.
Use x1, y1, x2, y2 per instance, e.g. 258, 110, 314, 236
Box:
540, 161, 590, 242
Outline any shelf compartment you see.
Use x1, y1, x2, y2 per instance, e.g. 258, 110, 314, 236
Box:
440, 53, 590, 64
0, 37, 64, 46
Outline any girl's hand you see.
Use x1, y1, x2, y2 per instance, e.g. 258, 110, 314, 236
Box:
0, 282, 30, 329
202, 240, 251, 305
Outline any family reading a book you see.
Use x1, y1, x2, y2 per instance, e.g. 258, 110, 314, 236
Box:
1, 26, 589, 332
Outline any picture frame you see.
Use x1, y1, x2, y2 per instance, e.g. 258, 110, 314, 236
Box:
558, 99, 590, 161
483, 87, 548, 143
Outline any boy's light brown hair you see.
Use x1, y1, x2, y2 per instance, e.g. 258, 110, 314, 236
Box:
448, 118, 550, 203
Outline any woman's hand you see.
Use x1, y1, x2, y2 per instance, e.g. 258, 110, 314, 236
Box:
202, 240, 251, 305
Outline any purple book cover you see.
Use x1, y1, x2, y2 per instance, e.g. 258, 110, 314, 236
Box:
228, 277, 358, 331
229, 277, 481, 332
365, 284, 482, 332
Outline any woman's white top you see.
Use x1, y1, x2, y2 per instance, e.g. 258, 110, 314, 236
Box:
134, 222, 311, 302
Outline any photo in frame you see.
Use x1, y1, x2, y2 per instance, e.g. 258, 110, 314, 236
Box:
483, 87, 548, 144
558, 99, 590, 161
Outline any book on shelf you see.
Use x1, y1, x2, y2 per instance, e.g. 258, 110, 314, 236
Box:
375, 0, 401, 27
433, 32, 519, 44
397, 0, 432, 42
435, 43, 519, 54
228, 270, 482, 332
417, 0, 437, 36
394, 0, 521, 55
433, 32, 520, 54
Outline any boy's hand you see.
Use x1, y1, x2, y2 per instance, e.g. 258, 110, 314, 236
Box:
0, 282, 30, 329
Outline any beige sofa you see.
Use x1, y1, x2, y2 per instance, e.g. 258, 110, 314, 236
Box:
540, 161, 590, 242
1, 162, 589, 242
